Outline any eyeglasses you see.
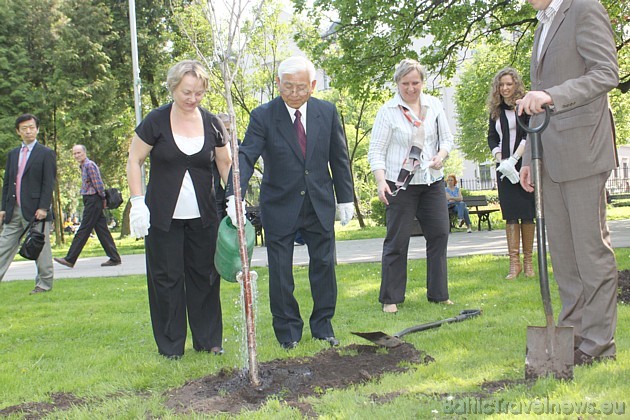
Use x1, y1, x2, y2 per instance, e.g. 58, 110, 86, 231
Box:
280, 84, 310, 96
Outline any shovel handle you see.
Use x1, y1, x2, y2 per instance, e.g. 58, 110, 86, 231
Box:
516, 105, 550, 161
517, 106, 555, 328
395, 309, 481, 338
516, 105, 550, 134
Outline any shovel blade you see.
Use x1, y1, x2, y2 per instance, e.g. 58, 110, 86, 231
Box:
351, 331, 405, 348
525, 326, 574, 380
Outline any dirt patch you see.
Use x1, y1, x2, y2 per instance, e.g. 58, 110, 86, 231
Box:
165, 343, 432, 416
618, 270, 630, 303
0, 392, 86, 419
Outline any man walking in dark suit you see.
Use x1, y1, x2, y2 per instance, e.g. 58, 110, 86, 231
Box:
0, 114, 56, 294
518, 0, 619, 365
54, 145, 121, 268
227, 56, 355, 349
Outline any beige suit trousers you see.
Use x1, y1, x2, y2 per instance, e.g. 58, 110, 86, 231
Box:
541, 165, 616, 357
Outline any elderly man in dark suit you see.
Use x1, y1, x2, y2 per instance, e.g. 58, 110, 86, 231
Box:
0, 114, 57, 294
518, 0, 619, 366
227, 56, 354, 349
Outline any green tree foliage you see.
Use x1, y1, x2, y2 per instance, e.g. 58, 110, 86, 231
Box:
294, 0, 627, 93
455, 39, 629, 164
0, 0, 58, 162
295, 0, 628, 161
454, 42, 531, 163
295, 0, 535, 93
0, 0, 181, 239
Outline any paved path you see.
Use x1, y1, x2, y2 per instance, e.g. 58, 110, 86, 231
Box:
4, 219, 630, 281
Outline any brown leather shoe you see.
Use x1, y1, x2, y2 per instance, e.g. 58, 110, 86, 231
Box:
29, 286, 49, 295
101, 260, 121, 267
54, 257, 74, 268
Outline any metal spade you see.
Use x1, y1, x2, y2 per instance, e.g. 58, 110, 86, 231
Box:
352, 309, 481, 348
517, 105, 574, 380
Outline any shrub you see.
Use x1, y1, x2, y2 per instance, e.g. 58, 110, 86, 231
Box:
370, 197, 386, 226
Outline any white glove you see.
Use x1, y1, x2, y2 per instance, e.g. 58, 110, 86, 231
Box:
226, 195, 247, 226
337, 202, 355, 226
497, 155, 520, 184
130, 196, 150, 238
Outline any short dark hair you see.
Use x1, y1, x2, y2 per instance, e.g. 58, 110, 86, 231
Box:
15, 114, 39, 130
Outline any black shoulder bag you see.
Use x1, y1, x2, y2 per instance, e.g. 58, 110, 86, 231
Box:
19, 220, 46, 260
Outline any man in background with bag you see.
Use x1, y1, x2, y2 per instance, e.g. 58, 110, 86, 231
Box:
0, 114, 56, 294
54, 145, 121, 268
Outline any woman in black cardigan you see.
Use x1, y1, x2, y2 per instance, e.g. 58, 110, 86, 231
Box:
487, 67, 535, 280
127, 60, 232, 359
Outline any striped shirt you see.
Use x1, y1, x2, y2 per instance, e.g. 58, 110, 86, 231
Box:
80, 157, 105, 198
536, 0, 564, 60
368, 92, 454, 185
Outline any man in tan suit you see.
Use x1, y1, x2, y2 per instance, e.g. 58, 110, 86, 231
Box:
518, 0, 618, 365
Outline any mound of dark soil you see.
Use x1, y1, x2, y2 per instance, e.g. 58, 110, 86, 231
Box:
165, 343, 432, 416
0, 392, 85, 419
618, 270, 630, 303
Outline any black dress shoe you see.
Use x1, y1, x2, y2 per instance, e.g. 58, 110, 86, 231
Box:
317, 336, 340, 347
195, 346, 224, 355
29, 286, 50, 295
54, 257, 74, 268
101, 259, 122, 267
574, 349, 615, 366
280, 341, 299, 350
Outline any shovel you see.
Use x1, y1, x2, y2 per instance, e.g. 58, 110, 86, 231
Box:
351, 309, 481, 348
517, 106, 574, 380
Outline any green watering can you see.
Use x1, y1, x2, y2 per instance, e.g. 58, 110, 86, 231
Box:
214, 216, 255, 282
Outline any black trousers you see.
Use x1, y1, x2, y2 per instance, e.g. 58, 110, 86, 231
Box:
380, 181, 450, 304
145, 218, 222, 357
65, 194, 120, 264
265, 194, 337, 343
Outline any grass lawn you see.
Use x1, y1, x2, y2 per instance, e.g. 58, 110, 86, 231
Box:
1, 248, 628, 418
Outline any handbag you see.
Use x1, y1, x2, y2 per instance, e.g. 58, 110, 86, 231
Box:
105, 188, 124, 209
18, 220, 46, 260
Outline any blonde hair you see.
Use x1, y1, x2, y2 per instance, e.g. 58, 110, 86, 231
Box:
394, 59, 426, 83
487, 67, 526, 120
166, 60, 209, 94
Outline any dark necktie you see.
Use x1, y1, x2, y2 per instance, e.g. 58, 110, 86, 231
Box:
294, 110, 306, 158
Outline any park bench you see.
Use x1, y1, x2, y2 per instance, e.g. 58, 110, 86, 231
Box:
449, 195, 500, 231
609, 192, 630, 203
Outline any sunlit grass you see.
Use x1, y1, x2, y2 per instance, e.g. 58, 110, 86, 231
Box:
1, 249, 628, 418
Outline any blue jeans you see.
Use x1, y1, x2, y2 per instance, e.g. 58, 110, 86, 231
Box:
449, 202, 471, 226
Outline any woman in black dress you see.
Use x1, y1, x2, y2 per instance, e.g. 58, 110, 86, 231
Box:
127, 60, 231, 358
487, 68, 535, 280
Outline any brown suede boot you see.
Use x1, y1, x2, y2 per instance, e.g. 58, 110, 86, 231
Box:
521, 223, 536, 277
505, 223, 522, 280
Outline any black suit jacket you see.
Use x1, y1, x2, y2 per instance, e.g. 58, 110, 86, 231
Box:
2, 142, 56, 223
229, 96, 353, 236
